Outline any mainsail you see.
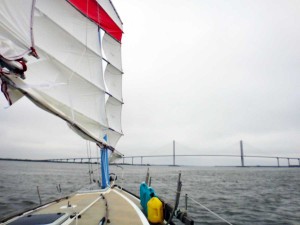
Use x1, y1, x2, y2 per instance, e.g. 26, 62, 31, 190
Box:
0, 0, 124, 154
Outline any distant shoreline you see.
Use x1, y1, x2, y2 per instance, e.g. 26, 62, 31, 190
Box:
0, 158, 49, 162
0, 158, 299, 167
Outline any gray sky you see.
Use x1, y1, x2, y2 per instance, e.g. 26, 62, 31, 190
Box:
0, 0, 299, 166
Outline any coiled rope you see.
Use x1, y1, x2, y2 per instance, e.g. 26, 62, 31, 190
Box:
186, 195, 233, 225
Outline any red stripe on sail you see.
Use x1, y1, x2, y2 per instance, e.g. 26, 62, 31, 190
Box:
68, 0, 122, 42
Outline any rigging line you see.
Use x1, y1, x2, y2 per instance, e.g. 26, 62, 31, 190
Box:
86, 140, 92, 183
187, 196, 233, 225
86, 141, 90, 170
176, 141, 238, 155
88, 140, 95, 181
30, 0, 36, 49
85, 0, 89, 47
108, 0, 123, 24
243, 142, 270, 154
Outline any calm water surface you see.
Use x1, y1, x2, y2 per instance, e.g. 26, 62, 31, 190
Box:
0, 161, 299, 225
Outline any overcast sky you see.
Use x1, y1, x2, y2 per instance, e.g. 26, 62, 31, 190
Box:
0, 0, 299, 166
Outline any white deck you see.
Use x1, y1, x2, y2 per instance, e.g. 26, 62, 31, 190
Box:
3, 187, 150, 225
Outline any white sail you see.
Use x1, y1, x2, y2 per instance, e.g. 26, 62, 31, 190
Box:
106, 96, 122, 134
0, 0, 124, 150
100, 30, 124, 147
104, 63, 123, 102
102, 32, 122, 72
33, 12, 105, 91
106, 129, 122, 148
35, 0, 102, 57
27, 48, 108, 129
0, 0, 36, 60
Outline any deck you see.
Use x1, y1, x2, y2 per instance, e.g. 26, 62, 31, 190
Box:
4, 187, 149, 225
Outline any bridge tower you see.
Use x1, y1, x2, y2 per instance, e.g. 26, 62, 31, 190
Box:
173, 140, 175, 166
240, 140, 245, 167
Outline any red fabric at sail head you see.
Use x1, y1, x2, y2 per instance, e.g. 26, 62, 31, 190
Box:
68, 0, 123, 42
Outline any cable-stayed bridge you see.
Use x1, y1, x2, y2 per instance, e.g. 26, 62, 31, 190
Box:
46, 140, 300, 167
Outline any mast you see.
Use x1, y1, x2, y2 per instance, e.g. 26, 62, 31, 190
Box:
101, 135, 110, 188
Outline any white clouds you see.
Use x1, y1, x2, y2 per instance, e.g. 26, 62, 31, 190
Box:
115, 0, 300, 159
0, 97, 85, 159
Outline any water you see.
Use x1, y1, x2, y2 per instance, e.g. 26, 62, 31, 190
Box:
0, 161, 299, 225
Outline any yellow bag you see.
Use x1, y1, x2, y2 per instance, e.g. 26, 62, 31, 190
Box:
147, 197, 164, 223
